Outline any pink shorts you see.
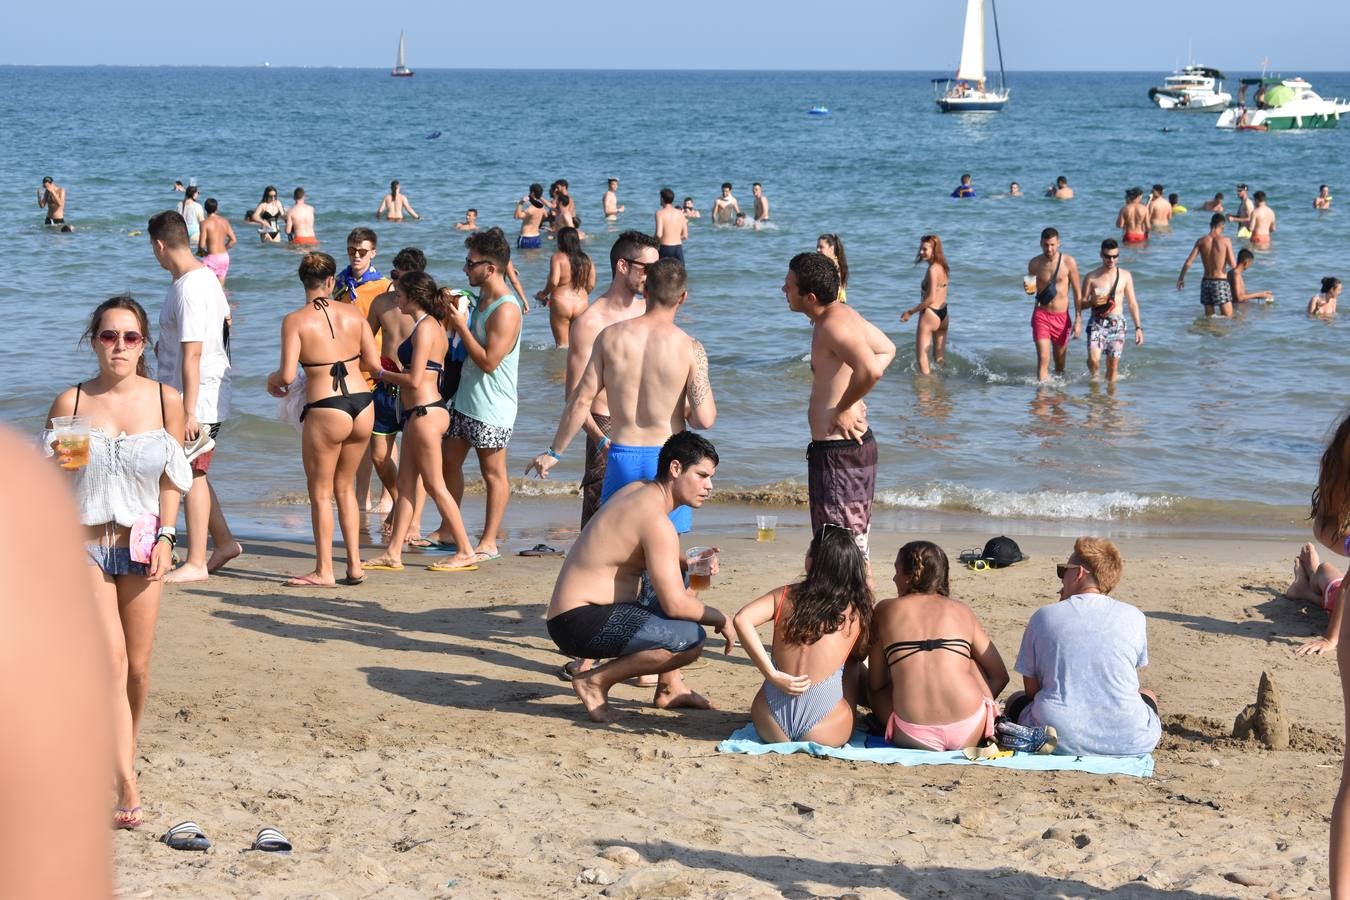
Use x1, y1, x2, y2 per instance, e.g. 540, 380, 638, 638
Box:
886, 696, 998, 751
1031, 306, 1071, 347
202, 252, 230, 280
1325, 578, 1343, 612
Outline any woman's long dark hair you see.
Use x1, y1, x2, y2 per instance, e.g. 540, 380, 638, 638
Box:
817, 233, 848, 288
1312, 413, 1350, 533
556, 227, 592, 291
84, 295, 151, 378
896, 540, 950, 597
780, 525, 873, 655
398, 270, 447, 319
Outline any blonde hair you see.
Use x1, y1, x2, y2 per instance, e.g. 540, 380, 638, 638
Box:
1073, 537, 1122, 594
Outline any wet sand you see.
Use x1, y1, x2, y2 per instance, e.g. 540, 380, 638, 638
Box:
116, 511, 1343, 897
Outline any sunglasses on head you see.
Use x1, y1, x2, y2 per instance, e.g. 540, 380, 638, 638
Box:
97, 330, 144, 347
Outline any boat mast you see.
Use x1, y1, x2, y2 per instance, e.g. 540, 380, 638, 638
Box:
990, 0, 1007, 93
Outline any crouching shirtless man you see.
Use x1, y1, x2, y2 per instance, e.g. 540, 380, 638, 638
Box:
545, 431, 733, 723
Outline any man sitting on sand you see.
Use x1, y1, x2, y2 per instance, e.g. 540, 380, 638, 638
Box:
1287, 542, 1347, 656
1003, 537, 1161, 757
545, 431, 734, 723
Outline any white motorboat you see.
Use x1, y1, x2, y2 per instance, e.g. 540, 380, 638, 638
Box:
1148, 65, 1231, 112
1216, 76, 1350, 130
933, 0, 1009, 112
391, 31, 414, 77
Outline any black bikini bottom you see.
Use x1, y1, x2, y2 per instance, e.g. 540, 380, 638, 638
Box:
404, 397, 448, 419
301, 392, 374, 421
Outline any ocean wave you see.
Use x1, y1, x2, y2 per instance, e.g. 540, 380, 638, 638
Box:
874, 483, 1172, 520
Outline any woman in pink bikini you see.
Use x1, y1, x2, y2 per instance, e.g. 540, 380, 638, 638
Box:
868, 541, 1009, 751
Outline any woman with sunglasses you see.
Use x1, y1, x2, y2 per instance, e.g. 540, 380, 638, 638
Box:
733, 524, 873, 747
266, 252, 382, 587
248, 185, 287, 243
868, 541, 1009, 751
363, 271, 478, 573
900, 235, 950, 375
44, 296, 191, 829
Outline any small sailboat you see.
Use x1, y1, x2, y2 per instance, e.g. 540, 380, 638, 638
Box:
391, 31, 414, 77
933, 0, 1009, 112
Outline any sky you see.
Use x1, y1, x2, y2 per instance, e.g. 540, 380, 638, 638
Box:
6, 0, 1349, 71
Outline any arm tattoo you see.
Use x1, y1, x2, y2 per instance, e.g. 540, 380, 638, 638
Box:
689, 340, 711, 408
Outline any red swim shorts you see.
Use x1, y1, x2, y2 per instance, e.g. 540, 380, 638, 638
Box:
1031, 306, 1071, 347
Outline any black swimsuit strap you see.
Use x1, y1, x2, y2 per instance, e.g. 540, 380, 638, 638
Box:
312, 296, 336, 339
159, 383, 166, 427
883, 637, 974, 665
73, 381, 82, 415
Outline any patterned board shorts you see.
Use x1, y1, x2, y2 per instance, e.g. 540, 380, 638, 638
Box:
1086, 314, 1127, 359
447, 409, 513, 449
1200, 277, 1233, 307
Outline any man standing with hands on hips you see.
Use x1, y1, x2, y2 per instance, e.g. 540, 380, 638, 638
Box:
148, 210, 241, 582
783, 251, 895, 557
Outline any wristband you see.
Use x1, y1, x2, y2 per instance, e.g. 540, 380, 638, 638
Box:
156, 526, 177, 538
545, 447, 562, 461
375, 368, 385, 382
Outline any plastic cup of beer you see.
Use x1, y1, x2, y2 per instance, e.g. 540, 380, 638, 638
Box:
756, 515, 777, 542
1023, 275, 1037, 295
686, 546, 715, 591
51, 415, 92, 470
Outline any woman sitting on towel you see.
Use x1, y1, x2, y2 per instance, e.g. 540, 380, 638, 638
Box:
869, 541, 1009, 751
733, 524, 873, 747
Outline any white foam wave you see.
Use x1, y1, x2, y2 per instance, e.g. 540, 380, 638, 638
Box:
875, 483, 1172, 521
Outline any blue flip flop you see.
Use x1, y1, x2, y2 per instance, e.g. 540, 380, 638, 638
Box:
160, 821, 211, 851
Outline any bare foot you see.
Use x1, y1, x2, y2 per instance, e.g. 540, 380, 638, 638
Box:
206, 540, 243, 574
363, 554, 404, 570
572, 675, 620, 723
654, 685, 715, 710
284, 571, 335, 587
164, 562, 209, 584
636, 675, 659, 687
1289, 543, 1318, 597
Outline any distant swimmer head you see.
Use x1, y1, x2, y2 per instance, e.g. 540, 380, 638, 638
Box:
607, 178, 619, 189
42, 176, 53, 185
1125, 187, 1143, 201
960, 173, 972, 185
294, 187, 306, 201
660, 187, 675, 205
721, 182, 733, 195
1056, 176, 1069, 187
528, 183, 544, 200
1321, 276, 1342, 295
1210, 212, 1227, 230
1168, 192, 1179, 205
1235, 248, 1255, 268
734, 212, 747, 226
1152, 183, 1165, 196
683, 197, 695, 210
390, 179, 400, 195
1253, 190, 1267, 204
60, 224, 75, 233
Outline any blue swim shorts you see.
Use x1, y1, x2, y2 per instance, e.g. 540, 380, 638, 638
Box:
517, 234, 542, 250
599, 442, 692, 533
372, 383, 402, 435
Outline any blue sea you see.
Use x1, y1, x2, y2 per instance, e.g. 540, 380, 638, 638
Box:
4, 67, 1349, 538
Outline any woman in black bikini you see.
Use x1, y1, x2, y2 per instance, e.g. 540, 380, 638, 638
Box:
266, 252, 380, 587
901, 234, 950, 375
363, 272, 478, 574
868, 541, 1009, 751
249, 185, 286, 244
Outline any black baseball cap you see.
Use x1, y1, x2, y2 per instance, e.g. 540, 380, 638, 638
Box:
982, 536, 1027, 568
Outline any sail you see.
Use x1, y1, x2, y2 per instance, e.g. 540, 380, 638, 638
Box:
396, 32, 406, 69
955, 0, 986, 82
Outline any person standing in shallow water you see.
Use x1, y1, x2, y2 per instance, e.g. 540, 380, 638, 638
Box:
377, 179, 421, 221
1027, 227, 1081, 382
901, 234, 950, 375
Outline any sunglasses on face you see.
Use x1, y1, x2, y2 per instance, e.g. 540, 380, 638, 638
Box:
463, 258, 491, 269
97, 330, 144, 347
621, 257, 649, 273
347, 246, 374, 258
1056, 562, 1081, 579
1103, 254, 1119, 260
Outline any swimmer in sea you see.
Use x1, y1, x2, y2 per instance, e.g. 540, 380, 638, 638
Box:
197, 198, 237, 286
900, 234, 950, 375
173, 179, 185, 193
1308, 277, 1341, 318
1248, 190, 1276, 245
514, 183, 547, 250
1202, 192, 1225, 213
752, 183, 770, 222
249, 185, 286, 244
377, 180, 421, 222
455, 208, 479, 232
734, 212, 749, 228
1009, 181, 1022, 197
1228, 183, 1254, 235
1315, 184, 1333, 210
1177, 213, 1237, 317
951, 174, 975, 199
1228, 248, 1272, 305
655, 188, 687, 262
1115, 187, 1149, 244
1048, 176, 1074, 200
682, 197, 701, 219
38, 176, 67, 226
286, 187, 318, 245
1147, 184, 1172, 229
712, 183, 740, 224
1169, 192, 1187, 214
603, 178, 624, 220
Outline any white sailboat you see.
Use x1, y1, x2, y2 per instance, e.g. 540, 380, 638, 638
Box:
933, 0, 1009, 112
391, 31, 414, 77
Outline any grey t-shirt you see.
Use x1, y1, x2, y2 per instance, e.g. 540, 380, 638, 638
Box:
1014, 592, 1161, 757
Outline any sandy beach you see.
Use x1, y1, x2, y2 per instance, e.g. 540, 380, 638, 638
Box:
115, 507, 1344, 898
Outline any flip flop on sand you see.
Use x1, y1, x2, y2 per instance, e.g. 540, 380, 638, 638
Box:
405, 537, 435, 548
471, 550, 501, 563
251, 826, 293, 854
425, 562, 479, 573
284, 574, 334, 587
557, 659, 585, 681
519, 544, 565, 558
363, 561, 405, 571
160, 821, 212, 851
113, 805, 143, 830
337, 575, 366, 586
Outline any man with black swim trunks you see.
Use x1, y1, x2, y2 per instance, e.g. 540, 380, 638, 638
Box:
546, 432, 733, 723
38, 176, 66, 225
784, 252, 895, 558
1177, 213, 1237, 318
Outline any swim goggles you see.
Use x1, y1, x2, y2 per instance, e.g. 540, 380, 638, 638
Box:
958, 548, 989, 571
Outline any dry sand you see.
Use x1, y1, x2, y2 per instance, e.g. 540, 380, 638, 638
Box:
116, 513, 1345, 898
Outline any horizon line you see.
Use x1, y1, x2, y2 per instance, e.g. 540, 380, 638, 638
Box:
2, 64, 1346, 74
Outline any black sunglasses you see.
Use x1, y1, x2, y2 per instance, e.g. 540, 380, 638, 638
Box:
1056, 562, 1082, 579
621, 257, 649, 272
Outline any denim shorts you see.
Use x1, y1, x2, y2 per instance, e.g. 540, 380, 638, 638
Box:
86, 544, 149, 577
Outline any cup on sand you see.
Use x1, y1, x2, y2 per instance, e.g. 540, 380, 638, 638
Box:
756, 515, 777, 542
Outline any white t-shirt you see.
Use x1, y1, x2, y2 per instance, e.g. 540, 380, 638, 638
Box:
156, 266, 232, 423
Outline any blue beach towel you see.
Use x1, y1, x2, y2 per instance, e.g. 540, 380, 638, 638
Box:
717, 724, 1154, 778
